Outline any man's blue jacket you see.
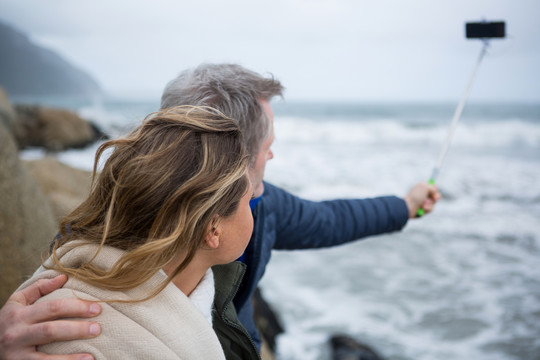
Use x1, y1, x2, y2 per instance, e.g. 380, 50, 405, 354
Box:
232, 181, 410, 350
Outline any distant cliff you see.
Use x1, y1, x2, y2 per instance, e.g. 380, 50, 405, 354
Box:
0, 21, 102, 97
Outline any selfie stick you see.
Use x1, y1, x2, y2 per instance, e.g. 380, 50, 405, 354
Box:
417, 20, 505, 217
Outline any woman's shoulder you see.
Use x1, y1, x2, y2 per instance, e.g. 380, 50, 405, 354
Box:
35, 276, 225, 359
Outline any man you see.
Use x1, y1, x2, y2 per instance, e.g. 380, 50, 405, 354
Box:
0, 64, 440, 360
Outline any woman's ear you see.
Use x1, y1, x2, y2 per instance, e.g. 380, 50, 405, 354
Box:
204, 216, 221, 249
205, 228, 219, 249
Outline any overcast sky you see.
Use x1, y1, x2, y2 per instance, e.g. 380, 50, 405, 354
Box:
1, 0, 539, 102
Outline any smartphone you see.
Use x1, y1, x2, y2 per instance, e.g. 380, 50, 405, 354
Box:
466, 21, 505, 39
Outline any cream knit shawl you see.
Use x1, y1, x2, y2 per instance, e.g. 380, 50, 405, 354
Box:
18, 242, 225, 360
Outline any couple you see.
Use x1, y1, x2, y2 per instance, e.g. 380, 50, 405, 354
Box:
0, 64, 440, 360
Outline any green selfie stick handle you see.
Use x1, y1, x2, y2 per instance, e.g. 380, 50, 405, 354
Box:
416, 177, 436, 217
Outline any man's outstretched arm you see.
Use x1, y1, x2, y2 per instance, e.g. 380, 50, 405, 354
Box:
269, 180, 441, 250
0, 275, 102, 360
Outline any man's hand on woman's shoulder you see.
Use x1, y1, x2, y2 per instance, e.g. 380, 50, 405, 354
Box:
0, 275, 102, 360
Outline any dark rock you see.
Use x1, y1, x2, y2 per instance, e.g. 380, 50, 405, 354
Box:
253, 287, 285, 360
89, 121, 109, 142
330, 334, 386, 360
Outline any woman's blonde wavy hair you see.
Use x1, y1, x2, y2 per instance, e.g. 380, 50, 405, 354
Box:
49, 105, 250, 302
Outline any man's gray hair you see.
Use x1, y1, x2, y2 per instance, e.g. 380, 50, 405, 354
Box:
161, 64, 284, 161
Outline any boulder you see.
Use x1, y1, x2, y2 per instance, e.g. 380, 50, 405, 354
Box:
13, 104, 106, 152
25, 156, 93, 222
0, 87, 16, 133
0, 121, 58, 306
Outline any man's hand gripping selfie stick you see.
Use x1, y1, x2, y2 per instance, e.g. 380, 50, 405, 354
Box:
417, 21, 505, 217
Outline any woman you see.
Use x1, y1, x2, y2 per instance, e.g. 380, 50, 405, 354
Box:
17, 106, 255, 359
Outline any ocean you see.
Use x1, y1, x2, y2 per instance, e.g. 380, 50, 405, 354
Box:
18, 97, 540, 360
